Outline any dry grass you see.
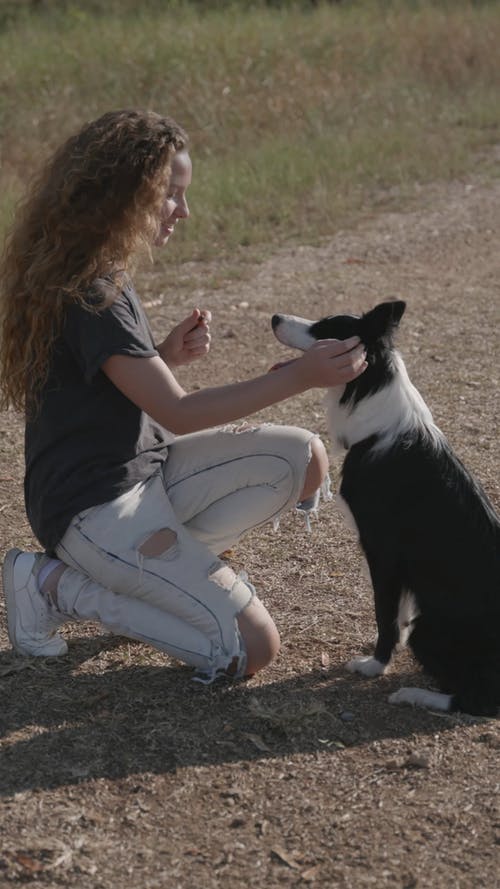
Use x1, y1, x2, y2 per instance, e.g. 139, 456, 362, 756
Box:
1, 164, 499, 887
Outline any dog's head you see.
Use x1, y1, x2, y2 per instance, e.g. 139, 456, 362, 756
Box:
271, 300, 406, 404
271, 300, 406, 352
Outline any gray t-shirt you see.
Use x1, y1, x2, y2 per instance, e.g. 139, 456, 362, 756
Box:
25, 276, 173, 553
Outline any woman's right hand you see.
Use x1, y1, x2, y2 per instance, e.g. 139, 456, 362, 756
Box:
296, 337, 367, 388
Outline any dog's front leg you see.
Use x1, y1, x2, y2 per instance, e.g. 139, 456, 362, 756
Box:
347, 561, 401, 678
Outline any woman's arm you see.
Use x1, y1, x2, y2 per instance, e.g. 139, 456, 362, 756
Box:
102, 337, 366, 435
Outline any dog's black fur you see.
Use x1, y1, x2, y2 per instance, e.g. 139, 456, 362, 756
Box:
272, 301, 500, 715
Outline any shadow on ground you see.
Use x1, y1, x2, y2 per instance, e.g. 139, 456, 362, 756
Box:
0, 634, 479, 796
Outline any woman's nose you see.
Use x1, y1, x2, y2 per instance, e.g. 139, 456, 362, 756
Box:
175, 197, 189, 219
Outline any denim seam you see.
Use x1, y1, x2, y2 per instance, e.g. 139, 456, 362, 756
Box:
163, 453, 298, 529
163, 453, 290, 492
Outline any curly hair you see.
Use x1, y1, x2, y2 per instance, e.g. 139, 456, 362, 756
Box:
0, 109, 188, 413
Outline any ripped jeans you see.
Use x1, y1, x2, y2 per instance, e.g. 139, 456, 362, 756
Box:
55, 424, 321, 679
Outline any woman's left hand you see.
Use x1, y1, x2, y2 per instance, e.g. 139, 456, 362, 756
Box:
159, 308, 212, 367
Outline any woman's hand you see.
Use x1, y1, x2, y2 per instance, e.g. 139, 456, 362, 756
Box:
294, 337, 367, 388
158, 308, 212, 367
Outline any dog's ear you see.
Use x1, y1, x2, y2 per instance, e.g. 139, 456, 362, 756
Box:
361, 300, 406, 341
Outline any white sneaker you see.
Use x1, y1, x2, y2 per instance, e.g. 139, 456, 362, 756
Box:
2, 549, 68, 656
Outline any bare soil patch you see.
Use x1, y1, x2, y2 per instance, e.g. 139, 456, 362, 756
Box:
1, 172, 499, 888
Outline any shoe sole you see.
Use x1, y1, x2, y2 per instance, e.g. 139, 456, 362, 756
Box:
2, 548, 67, 657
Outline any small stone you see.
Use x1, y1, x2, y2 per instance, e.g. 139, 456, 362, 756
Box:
385, 758, 404, 771
405, 751, 431, 769
339, 710, 355, 722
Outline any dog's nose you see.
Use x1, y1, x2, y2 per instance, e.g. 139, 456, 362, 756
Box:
271, 314, 281, 330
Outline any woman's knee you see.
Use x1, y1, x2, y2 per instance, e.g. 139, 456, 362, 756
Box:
236, 597, 280, 675
300, 436, 329, 501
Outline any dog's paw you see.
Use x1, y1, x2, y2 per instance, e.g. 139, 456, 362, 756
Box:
388, 687, 452, 712
346, 656, 386, 677
389, 687, 420, 706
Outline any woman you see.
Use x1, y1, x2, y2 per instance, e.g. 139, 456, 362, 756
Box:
0, 109, 367, 682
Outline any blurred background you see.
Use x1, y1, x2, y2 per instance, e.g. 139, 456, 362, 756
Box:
1, 0, 499, 268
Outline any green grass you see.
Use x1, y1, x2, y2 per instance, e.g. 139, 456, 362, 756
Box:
1, 1, 500, 263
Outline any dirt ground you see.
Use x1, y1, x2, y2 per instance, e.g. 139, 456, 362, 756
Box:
0, 168, 499, 888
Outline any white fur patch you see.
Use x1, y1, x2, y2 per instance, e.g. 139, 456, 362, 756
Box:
397, 590, 419, 649
272, 315, 315, 350
326, 353, 442, 455
336, 493, 370, 578
347, 655, 387, 677
389, 687, 453, 712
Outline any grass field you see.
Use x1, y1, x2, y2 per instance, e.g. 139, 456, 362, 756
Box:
1, 0, 500, 264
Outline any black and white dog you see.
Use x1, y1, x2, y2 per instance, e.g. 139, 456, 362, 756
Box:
272, 301, 500, 716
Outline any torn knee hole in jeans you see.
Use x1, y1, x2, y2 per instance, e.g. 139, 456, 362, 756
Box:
138, 528, 178, 558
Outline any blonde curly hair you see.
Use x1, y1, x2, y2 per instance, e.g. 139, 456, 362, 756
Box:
0, 109, 188, 413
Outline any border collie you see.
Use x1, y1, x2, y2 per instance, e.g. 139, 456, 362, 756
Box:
272, 301, 500, 716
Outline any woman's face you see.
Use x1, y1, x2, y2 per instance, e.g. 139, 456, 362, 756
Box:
154, 149, 192, 247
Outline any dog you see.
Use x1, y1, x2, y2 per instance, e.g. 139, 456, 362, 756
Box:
272, 300, 500, 716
